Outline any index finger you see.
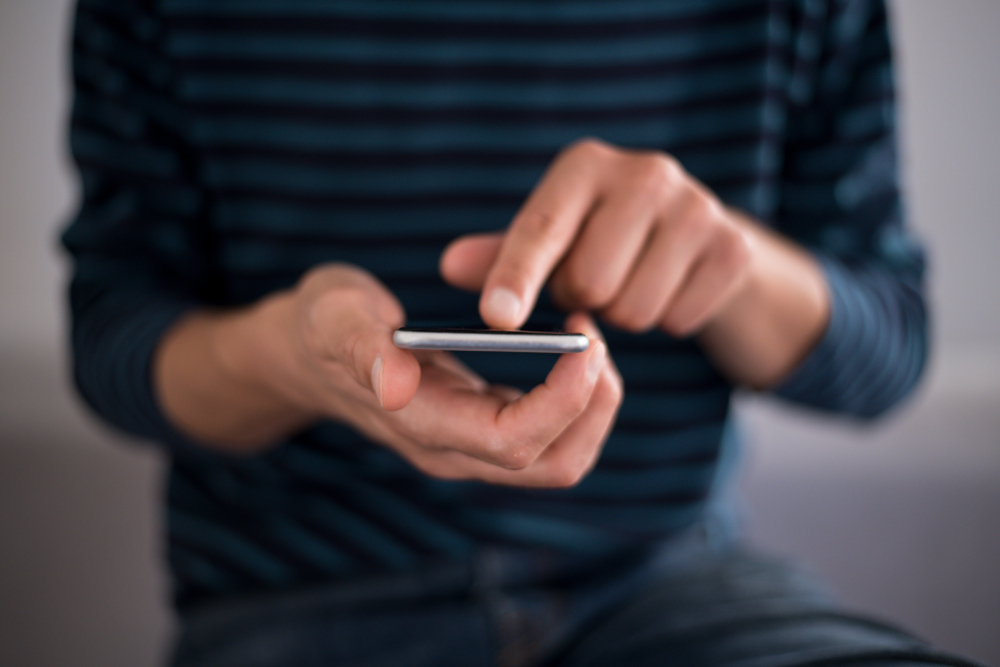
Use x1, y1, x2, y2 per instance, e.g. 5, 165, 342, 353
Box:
479, 141, 606, 329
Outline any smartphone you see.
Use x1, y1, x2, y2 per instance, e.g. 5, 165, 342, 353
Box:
392, 327, 590, 353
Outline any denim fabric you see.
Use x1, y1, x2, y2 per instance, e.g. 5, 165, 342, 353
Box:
170, 526, 985, 667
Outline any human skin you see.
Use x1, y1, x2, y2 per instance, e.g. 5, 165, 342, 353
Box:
156, 270, 621, 488
154, 139, 828, 487
442, 139, 830, 389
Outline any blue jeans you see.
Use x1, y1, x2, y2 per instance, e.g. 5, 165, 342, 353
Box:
170, 524, 984, 667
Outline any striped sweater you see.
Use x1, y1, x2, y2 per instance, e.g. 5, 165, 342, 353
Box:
63, 0, 927, 608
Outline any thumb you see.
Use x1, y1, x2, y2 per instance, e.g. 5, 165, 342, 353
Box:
439, 232, 504, 293
344, 319, 421, 411
304, 266, 422, 411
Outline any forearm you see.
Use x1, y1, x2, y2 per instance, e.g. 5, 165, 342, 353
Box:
698, 212, 831, 390
153, 291, 319, 453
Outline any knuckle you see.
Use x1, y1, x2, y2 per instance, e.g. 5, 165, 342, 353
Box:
658, 152, 683, 177
491, 258, 531, 293
660, 312, 698, 338
519, 208, 558, 237
388, 416, 434, 452
604, 370, 625, 409
513, 209, 560, 252
608, 372, 625, 405
333, 285, 371, 314
343, 331, 367, 380
684, 190, 714, 223
717, 224, 752, 268
566, 137, 611, 161
686, 185, 723, 224
484, 434, 538, 471
407, 425, 438, 451
662, 192, 716, 243
563, 261, 617, 309
567, 381, 592, 416
546, 460, 590, 489
309, 307, 354, 363
539, 456, 590, 489
670, 201, 700, 236
297, 262, 341, 291
633, 154, 675, 198
605, 304, 658, 334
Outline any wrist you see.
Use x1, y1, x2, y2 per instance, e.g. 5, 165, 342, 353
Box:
698, 212, 830, 389
214, 290, 325, 427
154, 291, 320, 453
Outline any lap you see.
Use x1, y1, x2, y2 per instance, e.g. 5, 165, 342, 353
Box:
170, 536, 983, 667
551, 548, 970, 667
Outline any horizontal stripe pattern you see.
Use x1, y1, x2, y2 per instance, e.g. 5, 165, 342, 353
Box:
62, 0, 927, 607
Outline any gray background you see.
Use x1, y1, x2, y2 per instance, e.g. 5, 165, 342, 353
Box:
1, 1, 997, 665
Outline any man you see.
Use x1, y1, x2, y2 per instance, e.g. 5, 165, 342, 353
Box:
64, 1, 966, 665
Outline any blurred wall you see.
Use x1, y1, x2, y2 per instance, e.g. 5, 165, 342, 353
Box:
0, 1, 997, 666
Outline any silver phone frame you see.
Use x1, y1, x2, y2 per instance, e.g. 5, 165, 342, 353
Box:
392, 327, 589, 353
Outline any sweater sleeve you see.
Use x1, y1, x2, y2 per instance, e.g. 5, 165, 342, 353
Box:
61, 0, 211, 449
770, 0, 927, 418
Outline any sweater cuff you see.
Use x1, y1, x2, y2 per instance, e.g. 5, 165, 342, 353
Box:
72, 291, 208, 453
771, 255, 925, 417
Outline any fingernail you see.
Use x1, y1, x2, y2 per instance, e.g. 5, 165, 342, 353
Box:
371, 356, 384, 408
587, 341, 606, 381
484, 287, 522, 325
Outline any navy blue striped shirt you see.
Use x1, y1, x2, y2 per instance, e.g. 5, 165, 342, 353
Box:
63, 0, 927, 607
